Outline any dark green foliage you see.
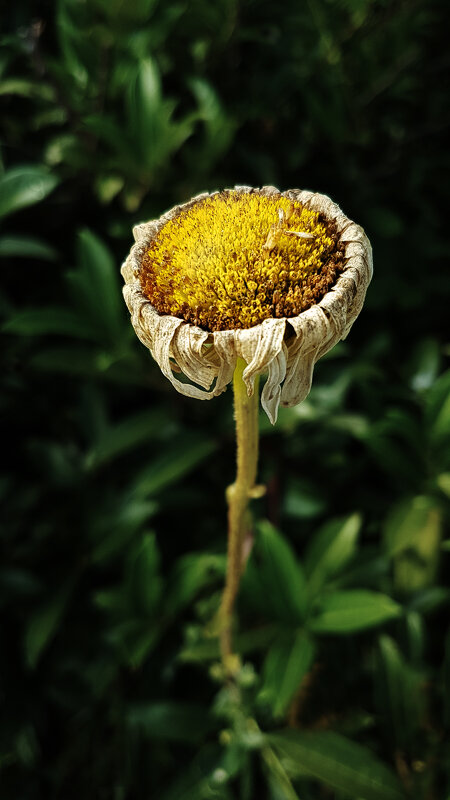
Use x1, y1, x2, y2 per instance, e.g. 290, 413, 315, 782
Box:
0, 1, 449, 798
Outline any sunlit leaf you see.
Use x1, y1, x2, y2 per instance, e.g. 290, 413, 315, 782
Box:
283, 479, 326, 519
407, 338, 441, 392
305, 513, 362, 595
0, 166, 58, 219
309, 590, 401, 634
383, 495, 442, 593
73, 229, 123, 345
436, 472, 450, 497
0, 78, 55, 100
0, 235, 58, 260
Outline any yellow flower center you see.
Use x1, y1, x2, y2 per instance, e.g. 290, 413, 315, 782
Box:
140, 190, 344, 331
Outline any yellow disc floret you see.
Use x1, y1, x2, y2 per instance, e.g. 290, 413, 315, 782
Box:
139, 190, 345, 331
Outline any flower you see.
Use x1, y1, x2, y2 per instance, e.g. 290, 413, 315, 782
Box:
121, 186, 372, 424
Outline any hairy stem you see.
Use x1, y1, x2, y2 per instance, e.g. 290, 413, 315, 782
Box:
219, 358, 261, 673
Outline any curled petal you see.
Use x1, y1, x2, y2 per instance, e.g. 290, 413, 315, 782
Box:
171, 324, 215, 390
282, 307, 332, 408
285, 189, 314, 206
208, 330, 238, 394
121, 185, 372, 423
239, 318, 286, 395
261, 342, 288, 424
121, 258, 135, 284
133, 222, 156, 243
149, 313, 220, 400
148, 313, 184, 391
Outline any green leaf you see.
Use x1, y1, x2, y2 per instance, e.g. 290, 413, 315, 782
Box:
127, 702, 214, 744
72, 229, 123, 345
327, 413, 370, 438
90, 499, 157, 563
3, 307, 95, 339
86, 409, 173, 469
436, 472, 450, 497
124, 58, 195, 180
376, 636, 405, 747
383, 496, 442, 593
331, 552, 389, 591
408, 586, 450, 614
283, 479, 326, 519
0, 235, 58, 260
189, 78, 236, 168
305, 513, 362, 595
249, 521, 307, 622
131, 437, 216, 497
259, 630, 315, 718
407, 337, 441, 392
31, 345, 145, 384
0, 78, 55, 100
0, 166, 58, 219
309, 590, 401, 634
376, 635, 426, 749
404, 610, 425, 664
94, 174, 125, 205
158, 747, 230, 800
425, 369, 450, 443
444, 629, 450, 728
263, 745, 301, 800
365, 409, 425, 488
167, 552, 226, 615
109, 619, 161, 667
126, 58, 162, 160
268, 729, 404, 800
31, 345, 102, 375
24, 587, 71, 668
126, 533, 163, 616
56, 0, 91, 90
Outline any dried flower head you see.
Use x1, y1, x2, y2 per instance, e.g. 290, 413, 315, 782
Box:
121, 186, 372, 423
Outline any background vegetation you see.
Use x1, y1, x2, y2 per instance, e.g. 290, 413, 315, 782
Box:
1, 0, 449, 798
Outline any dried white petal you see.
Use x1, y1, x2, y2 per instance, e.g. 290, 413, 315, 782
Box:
261, 342, 288, 424
171, 325, 215, 390
237, 317, 286, 395
121, 185, 372, 423
282, 306, 332, 407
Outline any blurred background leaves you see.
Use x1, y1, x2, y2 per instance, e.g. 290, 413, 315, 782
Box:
0, 0, 449, 798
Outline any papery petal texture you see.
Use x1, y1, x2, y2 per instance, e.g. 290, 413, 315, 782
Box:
121, 186, 372, 423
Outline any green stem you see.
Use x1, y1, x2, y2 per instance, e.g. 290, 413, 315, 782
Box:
219, 358, 261, 674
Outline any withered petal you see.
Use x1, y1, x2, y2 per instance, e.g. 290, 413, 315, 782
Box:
121, 186, 373, 422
